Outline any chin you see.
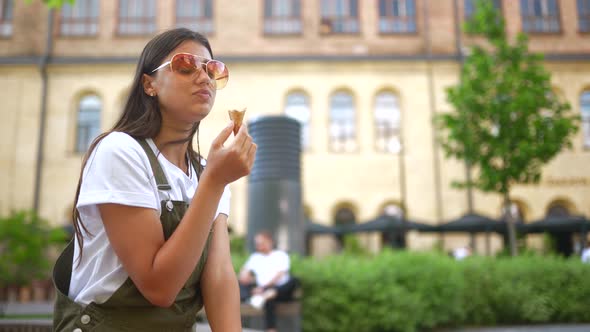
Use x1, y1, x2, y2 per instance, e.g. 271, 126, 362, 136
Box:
185, 106, 212, 122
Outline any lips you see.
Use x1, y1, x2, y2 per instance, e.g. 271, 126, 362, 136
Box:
193, 89, 211, 98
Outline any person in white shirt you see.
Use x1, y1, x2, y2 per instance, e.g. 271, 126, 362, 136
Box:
52, 28, 256, 332
581, 243, 590, 263
239, 231, 299, 332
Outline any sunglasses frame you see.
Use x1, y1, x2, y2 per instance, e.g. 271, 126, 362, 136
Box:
150, 53, 228, 89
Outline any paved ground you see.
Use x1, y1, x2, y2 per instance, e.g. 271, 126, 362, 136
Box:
439, 325, 590, 332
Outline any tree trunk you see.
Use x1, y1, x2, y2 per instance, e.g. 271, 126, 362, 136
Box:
504, 194, 518, 256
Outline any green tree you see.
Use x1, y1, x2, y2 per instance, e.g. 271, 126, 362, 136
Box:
436, 0, 579, 256
25, 0, 74, 8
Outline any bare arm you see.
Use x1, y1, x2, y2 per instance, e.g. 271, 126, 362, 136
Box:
98, 123, 256, 307
262, 271, 287, 289
201, 215, 242, 332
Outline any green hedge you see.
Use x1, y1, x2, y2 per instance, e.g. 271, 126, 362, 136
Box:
234, 250, 590, 332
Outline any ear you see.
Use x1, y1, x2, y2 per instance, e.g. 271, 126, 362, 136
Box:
142, 73, 157, 96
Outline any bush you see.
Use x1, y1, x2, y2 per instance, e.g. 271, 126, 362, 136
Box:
233, 251, 590, 332
0, 210, 67, 287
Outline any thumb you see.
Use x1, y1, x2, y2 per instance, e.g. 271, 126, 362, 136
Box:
211, 121, 234, 148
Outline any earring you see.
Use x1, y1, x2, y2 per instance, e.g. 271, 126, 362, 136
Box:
151, 92, 156, 97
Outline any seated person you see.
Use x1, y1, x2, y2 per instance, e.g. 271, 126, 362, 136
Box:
238, 230, 298, 332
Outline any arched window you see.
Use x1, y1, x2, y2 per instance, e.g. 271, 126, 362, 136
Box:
380, 202, 406, 248
76, 95, 102, 153
502, 201, 524, 222
382, 202, 403, 218
334, 206, 356, 226
374, 91, 401, 153
329, 91, 356, 152
546, 203, 570, 217
581, 90, 590, 148
284, 91, 311, 150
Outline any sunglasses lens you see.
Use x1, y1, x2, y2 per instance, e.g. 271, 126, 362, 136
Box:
171, 54, 198, 75
169, 54, 229, 89
206, 60, 229, 90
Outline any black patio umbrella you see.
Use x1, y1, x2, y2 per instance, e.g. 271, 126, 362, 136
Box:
305, 219, 344, 235
522, 215, 590, 234
341, 214, 435, 233
434, 213, 520, 233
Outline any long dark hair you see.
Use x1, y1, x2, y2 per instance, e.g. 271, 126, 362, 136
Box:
72, 28, 214, 262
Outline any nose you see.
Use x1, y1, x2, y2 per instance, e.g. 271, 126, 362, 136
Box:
193, 64, 213, 87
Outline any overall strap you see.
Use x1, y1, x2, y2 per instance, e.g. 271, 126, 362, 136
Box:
188, 154, 203, 181
136, 139, 171, 191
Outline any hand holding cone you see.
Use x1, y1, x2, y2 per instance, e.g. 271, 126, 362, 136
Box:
228, 108, 246, 135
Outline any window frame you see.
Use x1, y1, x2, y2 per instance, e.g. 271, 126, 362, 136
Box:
57, 0, 100, 38
0, 0, 14, 39
75, 94, 102, 154
378, 0, 418, 35
284, 90, 312, 151
319, 0, 360, 35
174, 0, 214, 36
581, 90, 590, 150
578, 0, 590, 33
263, 0, 303, 36
116, 0, 157, 37
328, 90, 358, 153
520, 0, 562, 34
464, 0, 503, 19
374, 91, 402, 154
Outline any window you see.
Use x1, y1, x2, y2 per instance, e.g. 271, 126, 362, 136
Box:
60, 0, 99, 36
320, 0, 359, 34
333, 205, 356, 250
381, 203, 406, 248
378, 0, 416, 33
0, 0, 13, 37
284, 91, 311, 150
374, 92, 401, 153
264, 0, 301, 34
76, 95, 102, 153
329, 91, 356, 152
465, 0, 501, 18
581, 90, 590, 148
117, 0, 156, 35
176, 0, 213, 35
520, 0, 560, 33
579, 0, 590, 32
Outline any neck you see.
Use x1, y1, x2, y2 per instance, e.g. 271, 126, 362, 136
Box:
153, 119, 194, 172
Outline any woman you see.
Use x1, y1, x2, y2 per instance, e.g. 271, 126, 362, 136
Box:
52, 28, 255, 331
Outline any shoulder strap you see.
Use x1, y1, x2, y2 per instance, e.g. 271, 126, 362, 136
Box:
136, 139, 172, 191
188, 154, 203, 181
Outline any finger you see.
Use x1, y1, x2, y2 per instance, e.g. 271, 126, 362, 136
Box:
233, 124, 248, 148
211, 121, 234, 148
247, 143, 257, 168
240, 135, 253, 156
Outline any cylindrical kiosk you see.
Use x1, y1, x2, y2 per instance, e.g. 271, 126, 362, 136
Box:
247, 116, 303, 254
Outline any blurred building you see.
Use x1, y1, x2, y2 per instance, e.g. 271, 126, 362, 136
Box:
1, 0, 589, 255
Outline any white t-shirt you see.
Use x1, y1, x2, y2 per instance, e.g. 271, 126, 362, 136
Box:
244, 250, 290, 287
582, 248, 590, 263
69, 132, 231, 306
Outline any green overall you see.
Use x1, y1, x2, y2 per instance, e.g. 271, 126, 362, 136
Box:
53, 139, 210, 332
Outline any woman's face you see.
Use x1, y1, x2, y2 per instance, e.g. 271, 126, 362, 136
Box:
145, 40, 217, 125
